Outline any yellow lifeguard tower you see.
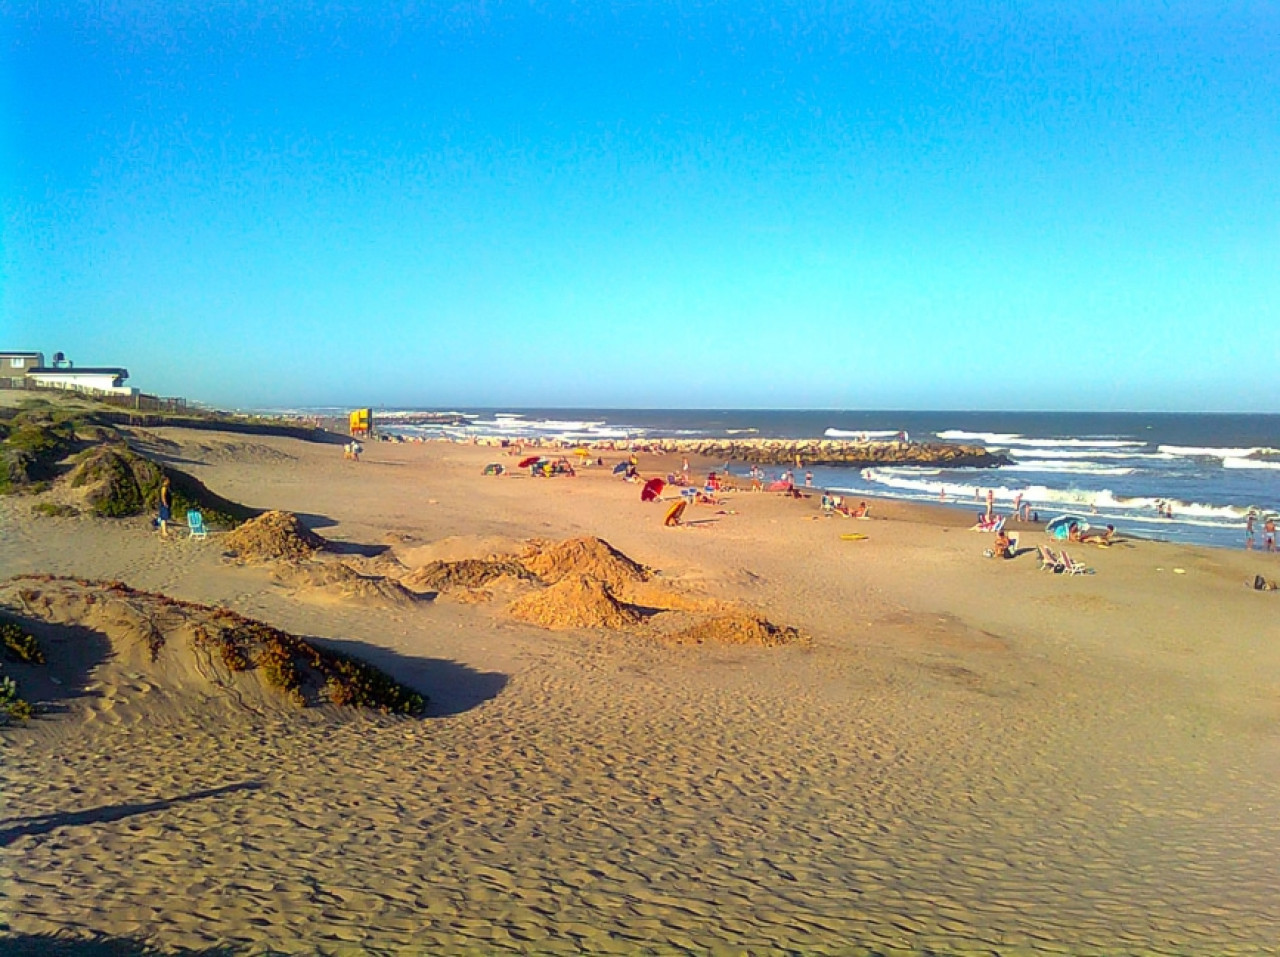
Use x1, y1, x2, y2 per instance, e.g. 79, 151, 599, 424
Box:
349, 408, 373, 438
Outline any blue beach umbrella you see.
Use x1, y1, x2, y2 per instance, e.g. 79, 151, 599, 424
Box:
612, 462, 629, 474
1045, 515, 1090, 539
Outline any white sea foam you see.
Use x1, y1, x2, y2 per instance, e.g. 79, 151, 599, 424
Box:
859, 469, 1249, 524
825, 428, 905, 439
935, 430, 1022, 444
1222, 457, 1280, 471
1001, 462, 1136, 476
935, 430, 1144, 449
1010, 448, 1175, 461
1158, 445, 1265, 459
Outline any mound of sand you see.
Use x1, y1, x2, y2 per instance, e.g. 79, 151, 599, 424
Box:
401, 558, 534, 595
272, 561, 419, 607
664, 612, 806, 647
0, 575, 424, 714
67, 445, 164, 517
224, 511, 327, 563
508, 574, 643, 630
519, 537, 650, 591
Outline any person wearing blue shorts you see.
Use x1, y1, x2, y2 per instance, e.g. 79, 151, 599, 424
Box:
158, 476, 172, 538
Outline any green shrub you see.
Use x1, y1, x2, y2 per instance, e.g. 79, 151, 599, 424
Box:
32, 501, 78, 518
0, 671, 33, 723
1, 622, 45, 664
323, 652, 425, 715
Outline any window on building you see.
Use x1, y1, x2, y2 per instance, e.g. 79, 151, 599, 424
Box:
9, 358, 26, 368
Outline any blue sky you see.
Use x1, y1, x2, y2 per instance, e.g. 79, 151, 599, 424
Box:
3, 1, 1277, 411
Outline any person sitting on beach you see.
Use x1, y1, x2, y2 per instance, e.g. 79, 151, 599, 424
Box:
1068, 522, 1083, 543
851, 501, 869, 518
1081, 524, 1116, 545
991, 528, 1013, 559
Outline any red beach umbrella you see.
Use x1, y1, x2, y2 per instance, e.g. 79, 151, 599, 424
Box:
641, 477, 666, 502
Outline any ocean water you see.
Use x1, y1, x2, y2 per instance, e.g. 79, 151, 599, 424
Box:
353, 409, 1279, 550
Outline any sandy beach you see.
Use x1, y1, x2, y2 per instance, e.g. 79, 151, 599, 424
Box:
3, 418, 1279, 955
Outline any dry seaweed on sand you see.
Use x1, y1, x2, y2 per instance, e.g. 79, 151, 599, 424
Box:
519, 536, 651, 590
224, 511, 328, 562
662, 612, 807, 647
401, 558, 535, 594
508, 574, 643, 630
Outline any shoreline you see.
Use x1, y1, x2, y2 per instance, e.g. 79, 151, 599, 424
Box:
3, 414, 1278, 953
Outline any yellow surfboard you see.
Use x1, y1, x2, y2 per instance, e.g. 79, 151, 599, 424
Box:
840, 533, 868, 541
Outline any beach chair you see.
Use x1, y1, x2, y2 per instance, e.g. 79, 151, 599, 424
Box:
1059, 550, 1092, 575
1037, 545, 1062, 572
187, 510, 208, 540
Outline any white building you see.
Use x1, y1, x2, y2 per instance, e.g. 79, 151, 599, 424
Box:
26, 366, 137, 397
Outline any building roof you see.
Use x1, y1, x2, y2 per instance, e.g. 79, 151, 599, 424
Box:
29, 367, 130, 377
1, 351, 44, 357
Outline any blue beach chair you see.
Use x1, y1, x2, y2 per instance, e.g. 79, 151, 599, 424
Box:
187, 510, 208, 540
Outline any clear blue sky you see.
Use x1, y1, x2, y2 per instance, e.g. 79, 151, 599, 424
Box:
3, 2, 1277, 411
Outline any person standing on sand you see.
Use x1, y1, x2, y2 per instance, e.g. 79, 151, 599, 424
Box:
1245, 512, 1255, 550
1265, 517, 1276, 552
985, 489, 994, 522
158, 476, 172, 538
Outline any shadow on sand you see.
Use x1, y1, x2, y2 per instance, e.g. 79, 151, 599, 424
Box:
291, 512, 389, 557
303, 637, 508, 718
0, 932, 245, 956
0, 782, 265, 849
0, 614, 112, 717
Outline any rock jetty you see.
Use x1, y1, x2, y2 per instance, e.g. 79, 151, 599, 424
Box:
650, 438, 1008, 469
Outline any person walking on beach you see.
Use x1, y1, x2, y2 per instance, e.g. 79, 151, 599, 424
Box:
1265, 517, 1276, 552
1245, 512, 1256, 550
157, 476, 172, 539
985, 489, 994, 522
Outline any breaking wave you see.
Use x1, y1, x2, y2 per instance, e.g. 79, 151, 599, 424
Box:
824, 428, 906, 439
1222, 457, 1280, 471
859, 468, 1249, 525
936, 430, 1144, 449
1159, 445, 1280, 460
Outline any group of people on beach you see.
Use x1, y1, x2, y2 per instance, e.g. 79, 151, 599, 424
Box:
1244, 512, 1276, 551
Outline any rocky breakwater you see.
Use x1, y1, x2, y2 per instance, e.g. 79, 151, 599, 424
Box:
653, 438, 1009, 469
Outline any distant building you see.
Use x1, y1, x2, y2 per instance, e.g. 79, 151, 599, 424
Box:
27, 365, 136, 397
1, 351, 45, 386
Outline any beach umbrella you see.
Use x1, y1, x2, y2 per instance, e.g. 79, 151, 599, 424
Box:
641, 477, 665, 502
663, 499, 688, 527
518, 456, 541, 469
1045, 515, 1090, 539
612, 462, 629, 475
